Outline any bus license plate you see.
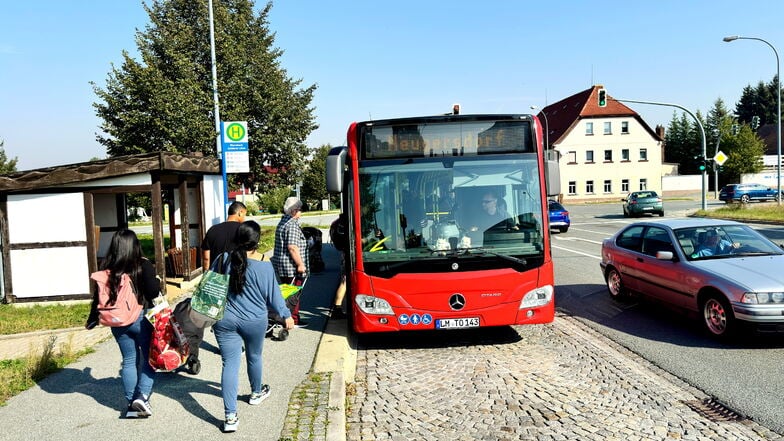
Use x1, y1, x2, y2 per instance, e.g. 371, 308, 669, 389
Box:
436, 317, 480, 329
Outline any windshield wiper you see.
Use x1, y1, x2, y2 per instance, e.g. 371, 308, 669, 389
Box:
429, 246, 528, 266
731, 251, 777, 257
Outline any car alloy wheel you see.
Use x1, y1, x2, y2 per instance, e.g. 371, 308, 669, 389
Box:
606, 267, 626, 299
740, 194, 750, 204
702, 296, 733, 337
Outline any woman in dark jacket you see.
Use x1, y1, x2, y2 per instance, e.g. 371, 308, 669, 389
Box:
89, 229, 160, 418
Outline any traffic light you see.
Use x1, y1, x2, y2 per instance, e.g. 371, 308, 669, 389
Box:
597, 89, 607, 107
731, 124, 739, 135
751, 115, 760, 130
698, 158, 712, 172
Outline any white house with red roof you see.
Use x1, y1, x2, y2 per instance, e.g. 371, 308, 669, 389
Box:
534, 85, 668, 203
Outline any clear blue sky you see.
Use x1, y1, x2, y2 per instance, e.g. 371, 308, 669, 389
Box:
2, 0, 784, 170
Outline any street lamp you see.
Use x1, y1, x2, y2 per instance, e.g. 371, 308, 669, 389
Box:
724, 35, 782, 205
530, 105, 550, 151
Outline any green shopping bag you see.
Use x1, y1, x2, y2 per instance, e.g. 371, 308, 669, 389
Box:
190, 253, 230, 322
279, 283, 304, 300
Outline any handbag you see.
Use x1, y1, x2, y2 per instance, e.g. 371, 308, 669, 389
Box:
190, 252, 230, 322
147, 296, 190, 372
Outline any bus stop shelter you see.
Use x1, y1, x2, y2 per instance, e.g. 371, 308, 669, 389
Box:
0, 152, 225, 304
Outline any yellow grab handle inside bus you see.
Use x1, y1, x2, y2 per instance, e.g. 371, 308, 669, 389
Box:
368, 236, 389, 252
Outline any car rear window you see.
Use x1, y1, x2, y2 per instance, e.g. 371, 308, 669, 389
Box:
549, 202, 565, 211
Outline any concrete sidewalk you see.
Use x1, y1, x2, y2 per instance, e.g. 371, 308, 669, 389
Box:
0, 245, 347, 441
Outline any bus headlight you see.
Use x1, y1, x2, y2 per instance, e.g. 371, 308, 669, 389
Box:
355, 294, 395, 315
520, 285, 553, 309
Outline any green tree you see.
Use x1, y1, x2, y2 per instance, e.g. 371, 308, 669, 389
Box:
299, 144, 333, 210
706, 98, 731, 150
92, 0, 317, 190
257, 186, 291, 214
718, 124, 766, 183
0, 139, 19, 175
735, 75, 780, 127
664, 111, 701, 173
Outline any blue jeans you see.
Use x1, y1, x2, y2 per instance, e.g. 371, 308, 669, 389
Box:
110, 312, 155, 402
213, 314, 267, 416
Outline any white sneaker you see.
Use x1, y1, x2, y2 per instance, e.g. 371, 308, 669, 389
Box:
131, 396, 152, 417
223, 414, 239, 432
249, 384, 270, 405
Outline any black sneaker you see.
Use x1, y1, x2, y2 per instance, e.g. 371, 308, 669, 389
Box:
132, 396, 152, 417
185, 355, 201, 375
125, 403, 139, 418
331, 309, 346, 319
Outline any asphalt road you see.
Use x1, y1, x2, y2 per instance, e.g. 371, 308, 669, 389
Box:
552, 199, 784, 434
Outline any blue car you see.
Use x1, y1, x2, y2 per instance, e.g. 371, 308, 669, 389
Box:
548, 200, 570, 233
719, 183, 782, 203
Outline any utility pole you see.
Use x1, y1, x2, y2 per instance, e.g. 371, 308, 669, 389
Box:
713, 130, 721, 200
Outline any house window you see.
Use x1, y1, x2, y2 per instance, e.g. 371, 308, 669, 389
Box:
621, 121, 629, 134
567, 151, 577, 163
586, 180, 594, 194
640, 148, 648, 161
586, 122, 594, 135
622, 179, 629, 192
639, 178, 648, 190
604, 150, 612, 162
604, 180, 612, 193
586, 150, 594, 162
621, 149, 630, 161
604, 122, 612, 135
568, 181, 576, 194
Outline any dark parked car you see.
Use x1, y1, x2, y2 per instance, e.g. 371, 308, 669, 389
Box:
600, 218, 784, 339
622, 191, 663, 217
548, 200, 570, 233
719, 183, 782, 203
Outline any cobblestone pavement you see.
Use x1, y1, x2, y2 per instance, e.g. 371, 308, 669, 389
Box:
280, 372, 333, 441
346, 312, 783, 441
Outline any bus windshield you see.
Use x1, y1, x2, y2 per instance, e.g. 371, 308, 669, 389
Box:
358, 155, 545, 266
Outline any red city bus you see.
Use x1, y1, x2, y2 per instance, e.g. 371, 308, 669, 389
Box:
326, 114, 560, 333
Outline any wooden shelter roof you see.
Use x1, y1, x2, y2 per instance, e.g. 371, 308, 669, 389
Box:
0, 152, 221, 193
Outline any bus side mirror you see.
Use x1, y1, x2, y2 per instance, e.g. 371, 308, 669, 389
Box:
545, 159, 560, 197
326, 146, 347, 193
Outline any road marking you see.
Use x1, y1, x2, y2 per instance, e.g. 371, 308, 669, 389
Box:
552, 236, 605, 245
552, 244, 602, 260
